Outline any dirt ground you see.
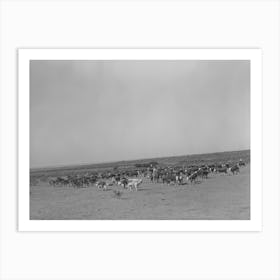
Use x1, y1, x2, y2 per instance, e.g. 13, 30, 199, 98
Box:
30, 164, 250, 220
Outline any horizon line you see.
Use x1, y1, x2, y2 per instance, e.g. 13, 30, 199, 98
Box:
30, 148, 250, 171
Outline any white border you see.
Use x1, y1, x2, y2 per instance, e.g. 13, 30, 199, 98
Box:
18, 48, 262, 231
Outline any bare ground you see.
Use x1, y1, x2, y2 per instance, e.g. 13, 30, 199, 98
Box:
30, 165, 250, 220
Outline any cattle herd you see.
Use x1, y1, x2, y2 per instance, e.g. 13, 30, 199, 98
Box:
47, 159, 246, 191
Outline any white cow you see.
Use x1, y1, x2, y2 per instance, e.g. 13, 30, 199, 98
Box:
127, 178, 143, 191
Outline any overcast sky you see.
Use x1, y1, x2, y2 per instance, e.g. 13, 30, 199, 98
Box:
30, 60, 250, 168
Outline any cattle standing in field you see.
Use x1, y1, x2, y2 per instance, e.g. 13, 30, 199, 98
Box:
152, 168, 161, 183
229, 165, 240, 175
195, 168, 209, 179
201, 169, 209, 179
214, 167, 228, 174
49, 176, 69, 187
118, 178, 128, 188
96, 181, 107, 191
45, 155, 248, 194
112, 174, 121, 185
187, 172, 198, 184
175, 174, 184, 185
49, 178, 56, 186
238, 158, 245, 167
127, 170, 138, 177
209, 166, 215, 172
162, 174, 177, 185
89, 175, 98, 185
127, 178, 143, 191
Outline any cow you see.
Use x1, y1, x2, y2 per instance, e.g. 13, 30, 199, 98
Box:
49, 177, 57, 187
175, 173, 184, 185
152, 170, 161, 183
238, 159, 246, 167
162, 174, 177, 185
112, 174, 121, 185
187, 172, 198, 184
127, 178, 143, 191
201, 169, 209, 179
209, 166, 215, 172
229, 165, 240, 175
118, 178, 128, 188
215, 167, 228, 174
95, 181, 107, 191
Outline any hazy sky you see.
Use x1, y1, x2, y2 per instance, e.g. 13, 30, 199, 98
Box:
30, 60, 250, 168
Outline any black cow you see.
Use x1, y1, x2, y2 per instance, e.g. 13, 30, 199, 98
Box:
215, 167, 228, 174
229, 165, 240, 175
188, 172, 198, 184
162, 174, 176, 185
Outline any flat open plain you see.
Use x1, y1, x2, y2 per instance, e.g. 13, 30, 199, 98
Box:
30, 164, 250, 220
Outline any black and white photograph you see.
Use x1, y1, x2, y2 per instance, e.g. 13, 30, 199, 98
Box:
29, 57, 251, 221
2, 1, 279, 279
